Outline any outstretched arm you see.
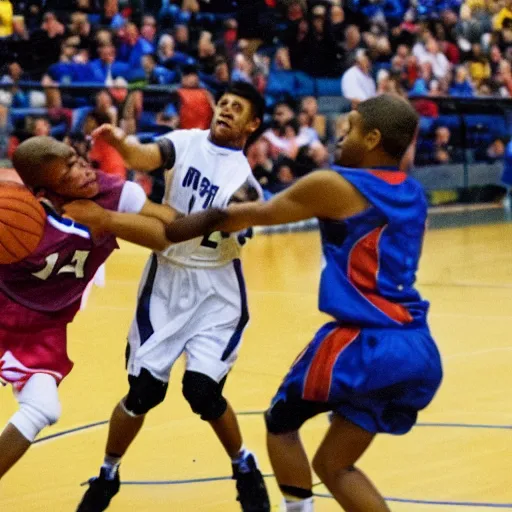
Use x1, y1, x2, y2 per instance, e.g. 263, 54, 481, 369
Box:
165, 170, 368, 242
63, 199, 227, 252
91, 124, 175, 172
63, 199, 178, 251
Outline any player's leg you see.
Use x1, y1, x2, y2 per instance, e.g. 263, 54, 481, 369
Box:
76, 368, 169, 512
181, 368, 270, 511
182, 262, 270, 511
77, 255, 179, 511
264, 322, 354, 511
265, 398, 330, 512
0, 373, 61, 479
312, 415, 390, 512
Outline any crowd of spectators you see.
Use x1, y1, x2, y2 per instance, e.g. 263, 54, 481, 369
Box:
0, 0, 511, 197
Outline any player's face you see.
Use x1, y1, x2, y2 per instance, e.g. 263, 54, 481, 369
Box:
44, 147, 99, 199
210, 93, 260, 148
335, 110, 379, 167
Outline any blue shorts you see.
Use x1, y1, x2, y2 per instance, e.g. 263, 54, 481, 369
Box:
267, 322, 443, 435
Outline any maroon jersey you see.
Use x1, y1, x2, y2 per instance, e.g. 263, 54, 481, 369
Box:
0, 171, 123, 313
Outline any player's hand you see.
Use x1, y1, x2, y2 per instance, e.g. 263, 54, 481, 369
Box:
91, 124, 126, 147
62, 200, 111, 239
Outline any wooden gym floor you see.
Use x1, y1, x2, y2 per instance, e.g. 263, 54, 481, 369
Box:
1, 212, 511, 511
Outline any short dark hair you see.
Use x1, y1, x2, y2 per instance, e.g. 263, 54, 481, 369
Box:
223, 81, 265, 122
357, 95, 419, 160
12, 136, 69, 188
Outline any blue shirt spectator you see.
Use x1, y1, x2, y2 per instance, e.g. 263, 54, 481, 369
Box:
449, 67, 474, 97
88, 44, 130, 83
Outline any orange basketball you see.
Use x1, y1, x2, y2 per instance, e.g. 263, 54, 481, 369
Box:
0, 182, 46, 264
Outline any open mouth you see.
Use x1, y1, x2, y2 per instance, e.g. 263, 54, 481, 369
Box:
217, 120, 231, 128
80, 177, 97, 189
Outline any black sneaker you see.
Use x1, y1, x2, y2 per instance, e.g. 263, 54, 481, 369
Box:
232, 454, 271, 512
76, 467, 120, 512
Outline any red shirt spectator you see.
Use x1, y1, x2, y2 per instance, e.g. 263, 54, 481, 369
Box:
176, 68, 214, 130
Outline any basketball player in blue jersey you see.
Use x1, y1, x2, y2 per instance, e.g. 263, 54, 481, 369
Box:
65, 94, 443, 511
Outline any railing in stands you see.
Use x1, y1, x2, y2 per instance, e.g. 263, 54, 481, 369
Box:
0, 83, 511, 193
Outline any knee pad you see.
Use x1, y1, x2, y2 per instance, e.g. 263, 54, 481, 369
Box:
124, 368, 168, 416
265, 400, 305, 435
182, 371, 227, 421
11, 374, 61, 442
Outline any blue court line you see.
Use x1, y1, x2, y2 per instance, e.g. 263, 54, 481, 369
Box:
34, 420, 109, 444
315, 493, 512, 508
113, 477, 512, 508
34, 419, 512, 509
416, 422, 512, 430
34, 415, 512, 445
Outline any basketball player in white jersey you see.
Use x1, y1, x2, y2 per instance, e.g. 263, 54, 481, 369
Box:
74, 82, 270, 512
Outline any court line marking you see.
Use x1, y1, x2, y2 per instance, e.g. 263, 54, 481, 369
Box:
30, 417, 512, 509
86, 476, 512, 508
33, 415, 512, 448
315, 493, 512, 508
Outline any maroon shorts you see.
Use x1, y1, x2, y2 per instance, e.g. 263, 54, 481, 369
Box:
0, 291, 79, 390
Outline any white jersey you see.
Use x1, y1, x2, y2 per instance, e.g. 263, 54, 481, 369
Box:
159, 129, 260, 268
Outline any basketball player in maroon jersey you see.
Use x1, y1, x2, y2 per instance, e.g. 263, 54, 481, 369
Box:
0, 136, 179, 481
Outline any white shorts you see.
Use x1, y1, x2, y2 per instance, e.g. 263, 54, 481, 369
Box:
126, 254, 249, 384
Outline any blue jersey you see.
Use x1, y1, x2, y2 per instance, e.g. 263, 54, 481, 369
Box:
318, 166, 429, 328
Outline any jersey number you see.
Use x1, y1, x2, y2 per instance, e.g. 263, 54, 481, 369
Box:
200, 233, 218, 249
32, 250, 90, 281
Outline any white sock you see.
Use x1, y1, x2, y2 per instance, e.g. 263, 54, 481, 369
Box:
101, 454, 121, 480
232, 445, 249, 460
282, 497, 314, 511
231, 446, 253, 473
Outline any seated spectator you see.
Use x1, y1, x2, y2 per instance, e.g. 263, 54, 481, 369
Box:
263, 118, 301, 160
157, 33, 175, 63
68, 11, 92, 50
213, 57, 230, 88
0, 0, 13, 37
231, 53, 253, 83
141, 53, 175, 85
468, 43, 491, 85
419, 39, 451, 80
266, 156, 297, 195
494, 0, 512, 31
246, 136, 273, 188
298, 96, 325, 142
482, 137, 507, 162
89, 42, 130, 84
174, 24, 190, 53
496, 59, 512, 96
449, 65, 474, 96
456, 4, 483, 46
140, 15, 157, 47
176, 66, 214, 130
94, 88, 118, 125
117, 21, 155, 70
7, 116, 51, 159
196, 31, 218, 75
489, 45, 503, 75
272, 47, 292, 70
156, 33, 191, 68
341, 49, 376, 106
343, 25, 364, 68
28, 11, 69, 79
10, 14, 28, 41
0, 61, 30, 108
418, 126, 463, 165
